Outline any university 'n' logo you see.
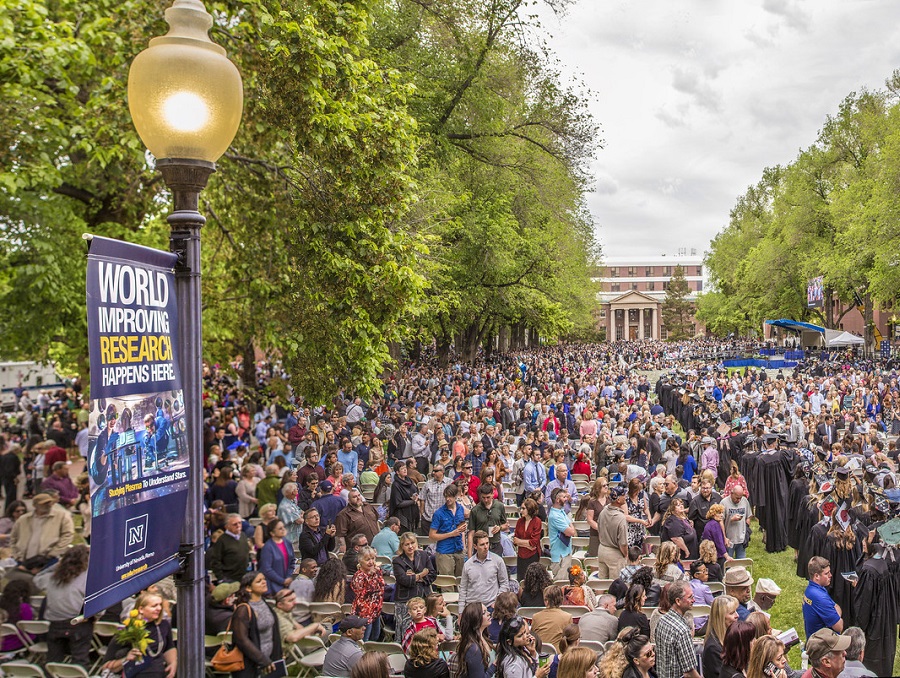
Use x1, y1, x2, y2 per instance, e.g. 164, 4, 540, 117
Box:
124, 514, 150, 557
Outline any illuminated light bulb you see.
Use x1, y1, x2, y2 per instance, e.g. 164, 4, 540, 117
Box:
162, 92, 210, 133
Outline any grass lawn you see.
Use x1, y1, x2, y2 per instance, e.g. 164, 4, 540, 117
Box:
746, 520, 900, 675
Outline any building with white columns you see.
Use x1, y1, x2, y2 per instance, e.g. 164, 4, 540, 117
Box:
594, 253, 707, 340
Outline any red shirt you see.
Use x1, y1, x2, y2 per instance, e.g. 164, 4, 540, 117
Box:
43, 447, 68, 469
514, 515, 542, 559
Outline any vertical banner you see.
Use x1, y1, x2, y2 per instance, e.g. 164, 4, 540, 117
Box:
83, 236, 190, 617
806, 275, 824, 308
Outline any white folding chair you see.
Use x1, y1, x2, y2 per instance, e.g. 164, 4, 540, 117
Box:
0, 662, 45, 678
16, 620, 50, 664
45, 664, 90, 678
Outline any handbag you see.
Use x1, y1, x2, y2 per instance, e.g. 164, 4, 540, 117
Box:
210, 604, 248, 673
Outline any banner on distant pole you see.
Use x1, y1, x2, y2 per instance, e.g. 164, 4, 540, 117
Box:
83, 235, 190, 617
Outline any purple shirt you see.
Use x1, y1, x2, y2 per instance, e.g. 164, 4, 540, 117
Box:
701, 519, 727, 559
41, 474, 79, 505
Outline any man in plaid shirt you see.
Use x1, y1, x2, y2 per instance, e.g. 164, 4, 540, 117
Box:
654, 580, 701, 678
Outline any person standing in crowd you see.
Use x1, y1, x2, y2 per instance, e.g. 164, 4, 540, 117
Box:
206, 513, 251, 583
523, 446, 547, 498
803, 628, 851, 678
595, 486, 628, 578
393, 530, 436, 642
0, 436, 21, 511
390, 461, 421, 533
258, 519, 296, 595
548, 487, 576, 578
721, 484, 751, 558
544, 463, 577, 512
230, 571, 282, 678
335, 487, 379, 554
578, 593, 619, 643
298, 507, 336, 565
687, 479, 721, 541
456, 603, 493, 678
429, 484, 467, 577
496, 616, 552, 678
373, 516, 401, 567
277, 481, 304, 544
581, 477, 610, 555
513, 497, 542, 578
720, 620, 755, 678
837, 627, 875, 678
653, 580, 700, 678
34, 545, 92, 668
419, 463, 452, 536
350, 546, 385, 641
803, 556, 843, 638
702, 594, 738, 678
10, 492, 74, 561
460, 530, 509, 611
467, 483, 508, 557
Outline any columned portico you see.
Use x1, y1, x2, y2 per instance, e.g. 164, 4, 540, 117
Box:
602, 290, 662, 341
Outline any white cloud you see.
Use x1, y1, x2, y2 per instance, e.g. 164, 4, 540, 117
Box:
535, 0, 900, 257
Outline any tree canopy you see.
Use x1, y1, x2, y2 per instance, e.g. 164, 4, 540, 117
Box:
698, 82, 900, 341
0, 0, 601, 400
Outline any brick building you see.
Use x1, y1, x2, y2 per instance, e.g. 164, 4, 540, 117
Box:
594, 254, 707, 340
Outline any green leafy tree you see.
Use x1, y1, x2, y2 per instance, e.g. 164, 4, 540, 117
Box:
662, 265, 693, 340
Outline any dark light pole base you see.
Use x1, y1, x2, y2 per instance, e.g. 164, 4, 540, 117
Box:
158, 157, 215, 678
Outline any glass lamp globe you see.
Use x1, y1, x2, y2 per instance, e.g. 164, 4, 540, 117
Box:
128, 0, 243, 163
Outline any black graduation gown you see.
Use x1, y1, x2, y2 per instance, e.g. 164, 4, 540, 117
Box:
853, 555, 898, 678
819, 523, 866, 626
754, 451, 792, 553
787, 479, 812, 550
797, 519, 829, 579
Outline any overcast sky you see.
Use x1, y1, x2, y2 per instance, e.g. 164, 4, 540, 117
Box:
535, 0, 900, 258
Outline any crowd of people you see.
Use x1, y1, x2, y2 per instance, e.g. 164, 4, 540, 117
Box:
0, 339, 897, 678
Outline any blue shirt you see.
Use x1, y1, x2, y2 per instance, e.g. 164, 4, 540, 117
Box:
372, 526, 399, 562
548, 506, 572, 563
431, 502, 465, 554
523, 461, 547, 492
337, 449, 359, 480
803, 581, 841, 638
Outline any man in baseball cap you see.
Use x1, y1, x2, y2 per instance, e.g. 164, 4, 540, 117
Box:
805, 628, 850, 678
322, 615, 366, 676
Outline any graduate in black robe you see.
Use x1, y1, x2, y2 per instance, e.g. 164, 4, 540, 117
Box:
787, 470, 813, 552
853, 543, 898, 678
754, 446, 792, 553
797, 517, 829, 579
819, 520, 867, 626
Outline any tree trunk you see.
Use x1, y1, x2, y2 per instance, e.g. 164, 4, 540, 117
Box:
241, 340, 257, 415
864, 292, 874, 355
436, 335, 452, 367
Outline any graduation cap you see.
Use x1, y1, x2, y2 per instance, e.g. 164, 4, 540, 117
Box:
820, 495, 838, 517
834, 500, 852, 531
877, 517, 900, 546
226, 440, 247, 451
873, 495, 890, 515
835, 466, 851, 480
815, 474, 833, 494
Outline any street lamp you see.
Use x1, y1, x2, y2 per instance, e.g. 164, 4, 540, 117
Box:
128, 2, 242, 676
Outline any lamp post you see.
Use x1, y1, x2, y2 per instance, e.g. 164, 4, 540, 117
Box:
128, 2, 242, 676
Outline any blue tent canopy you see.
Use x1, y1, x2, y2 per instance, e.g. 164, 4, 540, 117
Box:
764, 318, 825, 334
